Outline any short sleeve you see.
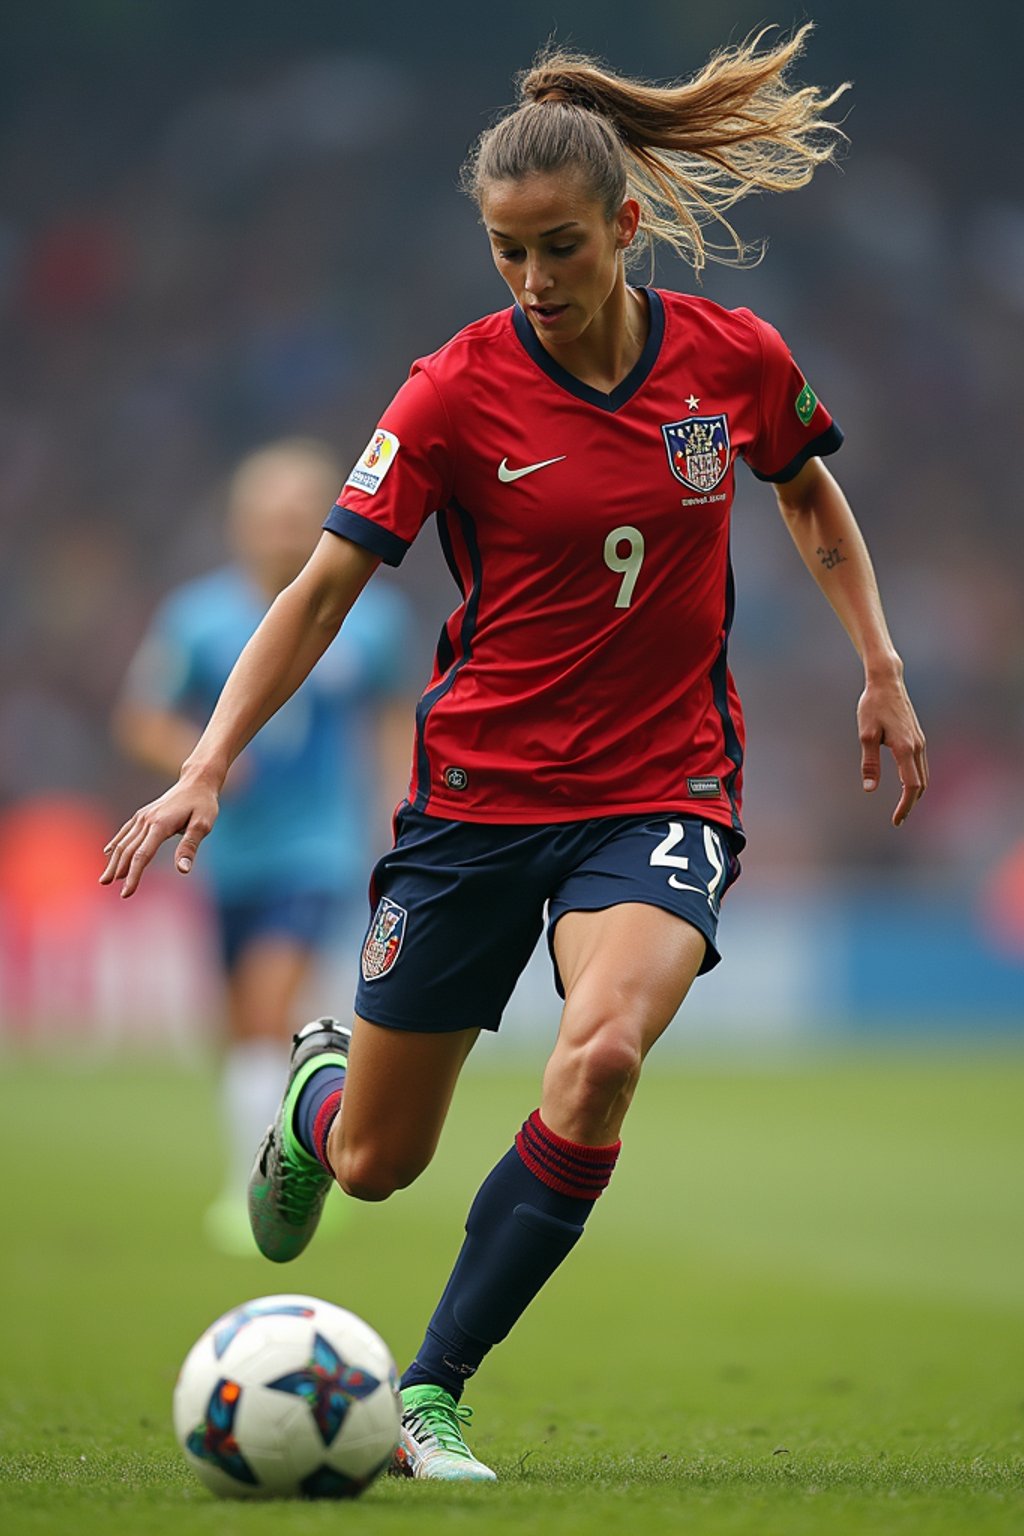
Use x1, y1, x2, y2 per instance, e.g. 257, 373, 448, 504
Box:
742, 312, 844, 484
324, 365, 454, 566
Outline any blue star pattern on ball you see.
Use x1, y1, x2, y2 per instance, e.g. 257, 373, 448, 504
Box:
300, 1464, 373, 1499
267, 1331, 381, 1447
186, 1378, 258, 1486
212, 1300, 315, 1359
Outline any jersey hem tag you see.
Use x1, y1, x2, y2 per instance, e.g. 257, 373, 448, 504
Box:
687, 776, 721, 798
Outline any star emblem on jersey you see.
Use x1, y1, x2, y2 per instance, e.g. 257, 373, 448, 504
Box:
497, 454, 566, 483
685, 394, 700, 411
662, 414, 731, 493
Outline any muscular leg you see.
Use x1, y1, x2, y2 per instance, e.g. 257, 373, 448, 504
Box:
324, 1016, 479, 1201
543, 901, 708, 1143
400, 902, 707, 1397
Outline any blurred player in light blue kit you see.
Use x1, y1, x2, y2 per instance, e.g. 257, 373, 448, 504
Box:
114, 438, 413, 1253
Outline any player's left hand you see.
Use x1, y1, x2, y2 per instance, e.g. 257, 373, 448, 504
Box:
857, 672, 928, 827
100, 773, 220, 897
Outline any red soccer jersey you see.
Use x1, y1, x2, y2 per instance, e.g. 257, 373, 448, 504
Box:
325, 288, 841, 833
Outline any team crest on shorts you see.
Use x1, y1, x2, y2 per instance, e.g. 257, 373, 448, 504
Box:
361, 897, 407, 982
662, 414, 730, 493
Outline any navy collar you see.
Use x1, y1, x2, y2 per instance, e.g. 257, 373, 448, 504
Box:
511, 287, 664, 413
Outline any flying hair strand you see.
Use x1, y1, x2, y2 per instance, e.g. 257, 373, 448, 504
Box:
462, 23, 850, 277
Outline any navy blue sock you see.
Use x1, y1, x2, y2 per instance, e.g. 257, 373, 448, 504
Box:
293, 1065, 346, 1167
401, 1110, 620, 1399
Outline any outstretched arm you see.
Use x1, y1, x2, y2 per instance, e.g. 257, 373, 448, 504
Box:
101, 533, 379, 895
773, 457, 927, 827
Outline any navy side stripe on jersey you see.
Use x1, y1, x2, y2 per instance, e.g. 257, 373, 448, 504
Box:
412, 501, 483, 811
324, 504, 410, 567
708, 548, 744, 832
431, 507, 466, 683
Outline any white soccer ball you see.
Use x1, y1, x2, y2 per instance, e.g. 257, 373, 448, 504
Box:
173, 1294, 401, 1499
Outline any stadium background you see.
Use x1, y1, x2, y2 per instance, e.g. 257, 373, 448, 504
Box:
0, 0, 1022, 1046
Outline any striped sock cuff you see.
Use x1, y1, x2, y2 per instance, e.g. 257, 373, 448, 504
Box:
515, 1109, 620, 1200
312, 1090, 343, 1173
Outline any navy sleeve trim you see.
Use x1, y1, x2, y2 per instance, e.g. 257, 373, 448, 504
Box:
323, 505, 411, 567
749, 420, 845, 484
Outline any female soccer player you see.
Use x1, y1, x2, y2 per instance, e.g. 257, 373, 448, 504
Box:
101, 26, 927, 1480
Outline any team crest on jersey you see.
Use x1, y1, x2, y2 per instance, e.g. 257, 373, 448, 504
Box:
361, 897, 407, 982
345, 429, 400, 495
662, 414, 731, 493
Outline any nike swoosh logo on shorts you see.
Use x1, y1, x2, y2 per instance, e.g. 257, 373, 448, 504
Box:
497, 455, 567, 483
668, 876, 706, 894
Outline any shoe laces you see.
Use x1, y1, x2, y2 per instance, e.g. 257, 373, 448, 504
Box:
406, 1393, 475, 1458
271, 1132, 327, 1221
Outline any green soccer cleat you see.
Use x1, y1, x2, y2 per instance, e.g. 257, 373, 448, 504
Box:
247, 1017, 350, 1263
392, 1385, 497, 1482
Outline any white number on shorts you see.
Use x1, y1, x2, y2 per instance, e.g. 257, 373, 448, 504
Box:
650, 821, 693, 889
603, 525, 645, 608
651, 821, 727, 907
704, 825, 726, 907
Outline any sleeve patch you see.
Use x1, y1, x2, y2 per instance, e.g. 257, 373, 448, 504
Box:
345, 429, 400, 495
795, 382, 818, 425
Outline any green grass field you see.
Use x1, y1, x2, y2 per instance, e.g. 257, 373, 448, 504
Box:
2, 1045, 1022, 1535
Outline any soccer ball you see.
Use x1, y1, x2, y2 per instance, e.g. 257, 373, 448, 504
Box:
172, 1293, 401, 1499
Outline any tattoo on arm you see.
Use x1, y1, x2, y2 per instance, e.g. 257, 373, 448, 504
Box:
816, 539, 846, 571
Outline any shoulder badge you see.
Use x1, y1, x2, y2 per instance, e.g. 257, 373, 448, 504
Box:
346, 429, 400, 496
795, 382, 818, 425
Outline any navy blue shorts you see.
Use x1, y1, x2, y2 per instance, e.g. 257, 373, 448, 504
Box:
354, 805, 742, 1033
215, 891, 345, 972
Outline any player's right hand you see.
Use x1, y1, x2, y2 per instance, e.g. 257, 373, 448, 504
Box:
100, 778, 220, 898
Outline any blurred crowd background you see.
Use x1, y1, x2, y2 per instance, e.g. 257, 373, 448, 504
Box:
1, 0, 1021, 1041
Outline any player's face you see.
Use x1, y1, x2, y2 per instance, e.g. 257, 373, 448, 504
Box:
481, 170, 639, 349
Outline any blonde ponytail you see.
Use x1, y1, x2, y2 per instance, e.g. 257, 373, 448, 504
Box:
462, 23, 849, 276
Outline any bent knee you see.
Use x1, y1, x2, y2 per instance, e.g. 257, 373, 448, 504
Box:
556, 1027, 643, 1104
333, 1145, 427, 1203
581, 1032, 643, 1095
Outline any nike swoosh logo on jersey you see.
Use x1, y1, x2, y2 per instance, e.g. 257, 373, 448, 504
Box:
497, 455, 567, 483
